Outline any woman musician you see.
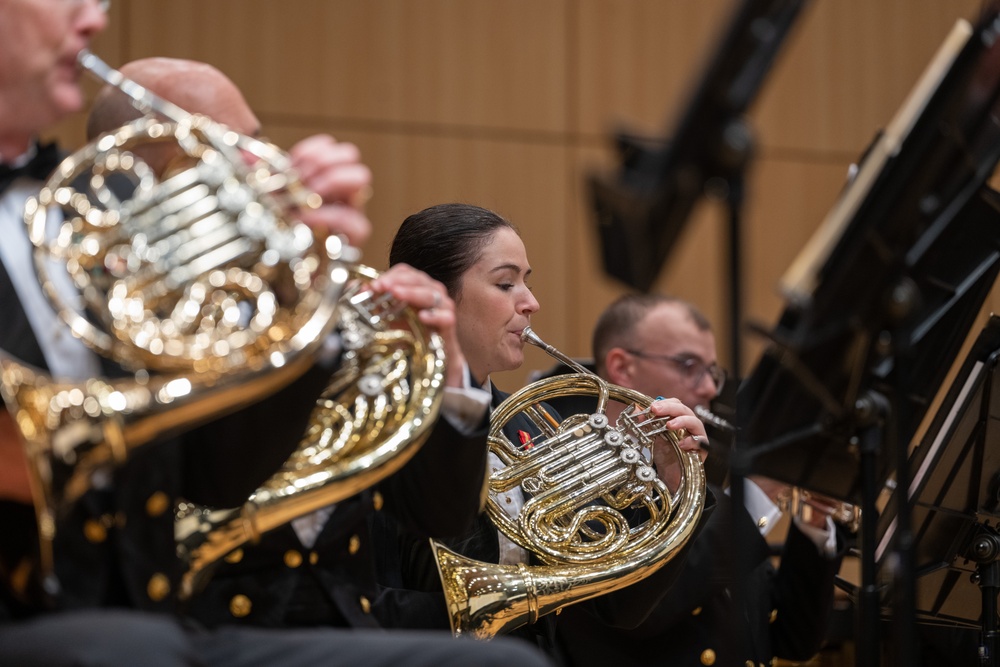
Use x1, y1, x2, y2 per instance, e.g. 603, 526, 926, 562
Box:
369, 203, 711, 659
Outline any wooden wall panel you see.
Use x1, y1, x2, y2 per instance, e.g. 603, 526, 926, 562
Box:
574, 0, 733, 138
125, 0, 569, 133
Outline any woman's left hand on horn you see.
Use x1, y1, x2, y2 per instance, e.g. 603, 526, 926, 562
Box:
370, 263, 466, 389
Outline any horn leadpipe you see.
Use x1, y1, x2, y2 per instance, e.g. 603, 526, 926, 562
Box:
79, 50, 191, 123
77, 50, 320, 217
520, 326, 592, 375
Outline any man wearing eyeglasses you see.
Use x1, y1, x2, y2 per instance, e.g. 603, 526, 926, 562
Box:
594, 296, 724, 416
552, 293, 845, 667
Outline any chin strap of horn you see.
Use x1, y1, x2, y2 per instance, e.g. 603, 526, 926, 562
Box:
0, 51, 354, 598
175, 263, 446, 599
430, 327, 706, 638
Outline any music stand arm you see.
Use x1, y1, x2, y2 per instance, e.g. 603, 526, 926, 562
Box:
970, 532, 1000, 667
855, 391, 889, 667
720, 119, 751, 381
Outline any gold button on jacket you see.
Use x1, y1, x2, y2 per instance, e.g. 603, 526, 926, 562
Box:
147, 573, 171, 602
145, 491, 170, 517
284, 550, 303, 568
229, 594, 252, 618
83, 518, 107, 544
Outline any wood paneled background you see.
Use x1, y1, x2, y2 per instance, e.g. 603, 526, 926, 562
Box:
50, 0, 992, 390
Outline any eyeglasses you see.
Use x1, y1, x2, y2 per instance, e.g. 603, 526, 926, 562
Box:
624, 349, 726, 393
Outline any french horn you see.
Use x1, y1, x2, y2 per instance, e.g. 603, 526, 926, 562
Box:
175, 263, 446, 599
0, 50, 352, 591
431, 327, 706, 638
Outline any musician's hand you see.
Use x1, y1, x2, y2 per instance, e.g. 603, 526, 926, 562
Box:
0, 411, 33, 504
288, 134, 372, 247
647, 398, 706, 493
651, 397, 708, 462
370, 264, 466, 388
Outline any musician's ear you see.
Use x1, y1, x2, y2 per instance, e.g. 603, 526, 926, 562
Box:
604, 348, 632, 386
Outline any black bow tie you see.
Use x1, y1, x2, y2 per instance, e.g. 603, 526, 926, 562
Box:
0, 141, 63, 195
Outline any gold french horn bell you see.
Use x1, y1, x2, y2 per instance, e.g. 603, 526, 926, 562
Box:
431, 326, 706, 638
175, 263, 446, 599
0, 50, 353, 594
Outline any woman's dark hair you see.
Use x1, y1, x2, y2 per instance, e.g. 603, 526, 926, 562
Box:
389, 203, 518, 298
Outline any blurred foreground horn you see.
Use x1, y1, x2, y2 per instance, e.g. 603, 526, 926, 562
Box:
175, 264, 446, 598
0, 51, 352, 593
431, 326, 706, 638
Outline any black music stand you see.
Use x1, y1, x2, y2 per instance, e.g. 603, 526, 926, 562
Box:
588, 0, 809, 376
873, 316, 1000, 666
589, 6, 811, 655
739, 5, 1000, 665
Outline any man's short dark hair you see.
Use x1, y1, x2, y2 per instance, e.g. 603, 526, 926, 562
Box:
592, 293, 711, 376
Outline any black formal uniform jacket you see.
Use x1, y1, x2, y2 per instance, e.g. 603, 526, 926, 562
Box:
555, 486, 845, 667
1, 245, 490, 624
181, 413, 489, 629
369, 385, 714, 661
0, 353, 337, 618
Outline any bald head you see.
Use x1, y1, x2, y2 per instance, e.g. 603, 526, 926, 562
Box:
86, 57, 261, 140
